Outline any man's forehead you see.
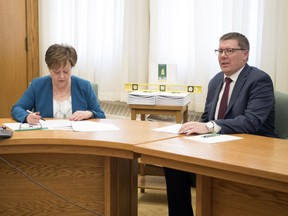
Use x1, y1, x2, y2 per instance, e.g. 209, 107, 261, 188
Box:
219, 39, 238, 47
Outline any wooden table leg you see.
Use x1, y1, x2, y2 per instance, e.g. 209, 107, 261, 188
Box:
196, 175, 212, 216
131, 109, 136, 120
139, 162, 146, 193
175, 111, 182, 123
140, 114, 146, 121
183, 107, 188, 123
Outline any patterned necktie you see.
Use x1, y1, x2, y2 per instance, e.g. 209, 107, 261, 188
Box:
218, 77, 232, 119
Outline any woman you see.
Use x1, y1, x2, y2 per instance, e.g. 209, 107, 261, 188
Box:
11, 44, 105, 124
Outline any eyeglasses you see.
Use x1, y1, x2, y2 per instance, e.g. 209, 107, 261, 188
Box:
17, 123, 43, 131
214, 48, 245, 56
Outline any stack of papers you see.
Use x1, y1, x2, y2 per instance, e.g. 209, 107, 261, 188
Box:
127, 91, 191, 106
71, 121, 119, 132
42, 120, 72, 130
127, 91, 158, 105
157, 92, 191, 106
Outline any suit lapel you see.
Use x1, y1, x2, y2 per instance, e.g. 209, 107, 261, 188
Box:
210, 75, 224, 120
226, 65, 250, 114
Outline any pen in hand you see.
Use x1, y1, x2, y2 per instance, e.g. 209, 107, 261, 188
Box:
26, 110, 46, 121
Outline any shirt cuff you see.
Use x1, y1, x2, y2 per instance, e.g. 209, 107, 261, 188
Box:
212, 121, 221, 133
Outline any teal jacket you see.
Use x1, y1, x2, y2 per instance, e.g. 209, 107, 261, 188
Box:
11, 75, 105, 122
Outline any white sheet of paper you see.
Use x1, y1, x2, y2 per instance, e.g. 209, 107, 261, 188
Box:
153, 124, 182, 134
3, 122, 23, 131
41, 120, 73, 130
71, 121, 120, 132
184, 134, 242, 143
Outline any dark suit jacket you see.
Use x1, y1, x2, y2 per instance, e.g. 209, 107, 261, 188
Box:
11, 75, 106, 122
201, 64, 276, 137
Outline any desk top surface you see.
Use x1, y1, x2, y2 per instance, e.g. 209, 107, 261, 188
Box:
135, 134, 288, 182
0, 118, 178, 156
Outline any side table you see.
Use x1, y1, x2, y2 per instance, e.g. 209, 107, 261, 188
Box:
129, 104, 189, 123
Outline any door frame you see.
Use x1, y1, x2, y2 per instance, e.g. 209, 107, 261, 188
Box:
26, 0, 40, 83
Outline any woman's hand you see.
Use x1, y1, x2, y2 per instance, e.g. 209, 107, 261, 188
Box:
69, 110, 93, 121
26, 112, 42, 124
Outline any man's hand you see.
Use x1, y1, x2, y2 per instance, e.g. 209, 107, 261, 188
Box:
178, 121, 210, 135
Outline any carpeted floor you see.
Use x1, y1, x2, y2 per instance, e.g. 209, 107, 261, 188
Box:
138, 188, 169, 216
138, 187, 196, 216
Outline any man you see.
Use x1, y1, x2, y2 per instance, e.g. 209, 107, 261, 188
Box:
164, 32, 276, 216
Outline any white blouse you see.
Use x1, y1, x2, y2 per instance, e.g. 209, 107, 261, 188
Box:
53, 97, 72, 119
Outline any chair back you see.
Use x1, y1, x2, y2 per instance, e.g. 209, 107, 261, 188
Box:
91, 83, 98, 98
274, 91, 288, 139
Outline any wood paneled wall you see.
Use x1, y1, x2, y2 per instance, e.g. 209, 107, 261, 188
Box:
0, 0, 39, 117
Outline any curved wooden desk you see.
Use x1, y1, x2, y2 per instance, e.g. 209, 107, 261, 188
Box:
135, 134, 288, 216
0, 118, 178, 216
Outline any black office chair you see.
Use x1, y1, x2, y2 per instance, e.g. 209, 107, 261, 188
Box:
274, 91, 288, 139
